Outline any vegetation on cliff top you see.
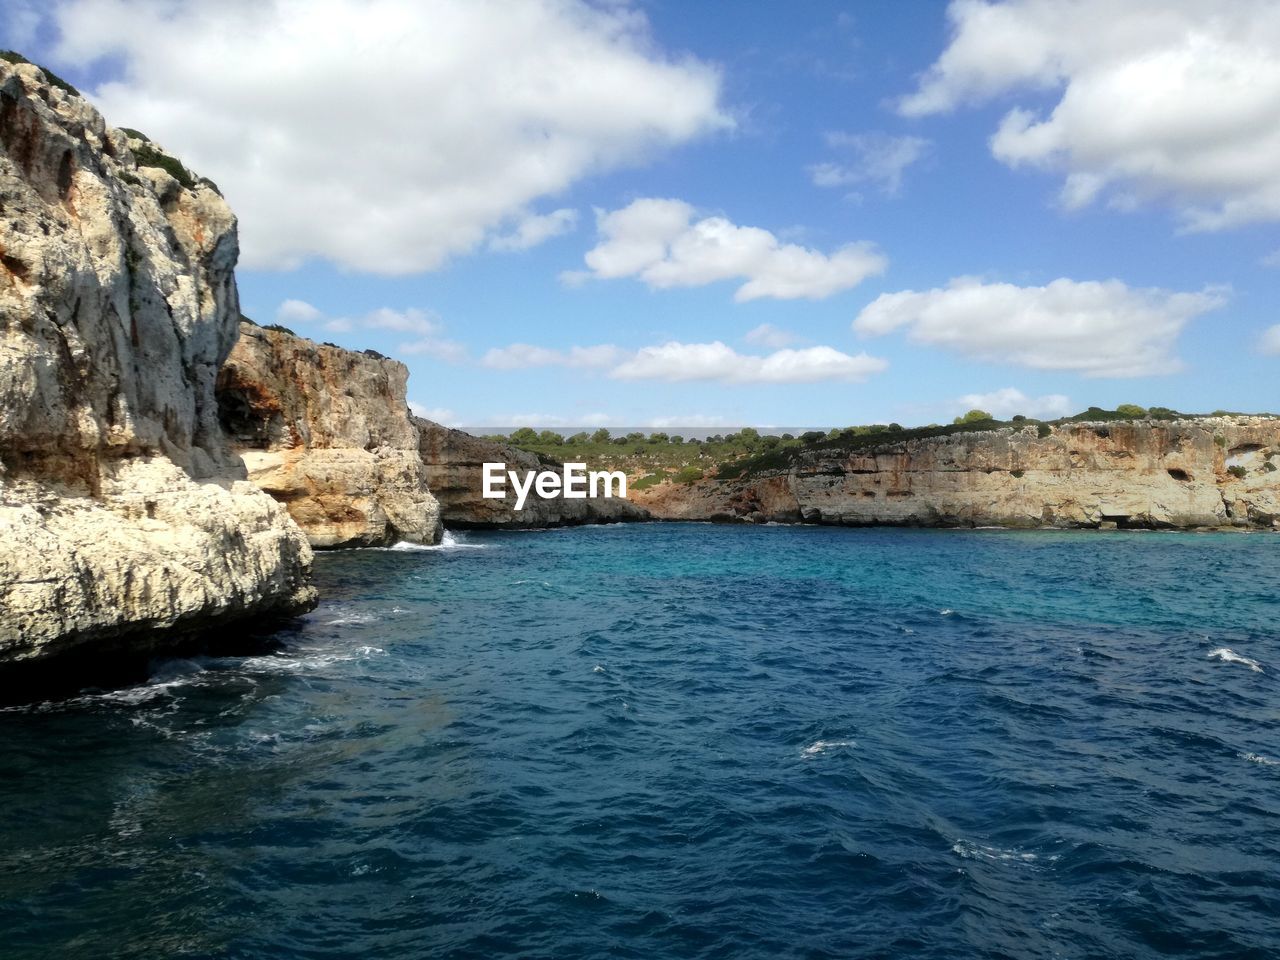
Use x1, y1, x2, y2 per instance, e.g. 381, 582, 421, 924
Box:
1, 51, 80, 97
501, 406, 1274, 484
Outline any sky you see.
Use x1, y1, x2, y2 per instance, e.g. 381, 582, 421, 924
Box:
5, 0, 1280, 430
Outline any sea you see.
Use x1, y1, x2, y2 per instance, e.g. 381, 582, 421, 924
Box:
1, 524, 1277, 959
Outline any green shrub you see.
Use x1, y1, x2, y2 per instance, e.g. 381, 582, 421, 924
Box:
953, 408, 993, 425
262, 323, 295, 335
362, 348, 388, 360
1010, 469, 1025, 478
1214, 434, 1227, 448
1, 51, 79, 97
674, 465, 704, 484
1265, 461, 1277, 473
118, 127, 151, 143
131, 142, 196, 191
1115, 403, 1147, 417
1037, 424, 1052, 438
509, 427, 539, 446
1227, 465, 1247, 479
631, 471, 669, 491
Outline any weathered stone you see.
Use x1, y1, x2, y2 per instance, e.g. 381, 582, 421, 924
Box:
0, 60, 314, 669
632, 418, 1280, 530
218, 323, 442, 547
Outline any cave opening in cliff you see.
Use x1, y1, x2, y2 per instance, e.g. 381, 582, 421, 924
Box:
215, 379, 279, 449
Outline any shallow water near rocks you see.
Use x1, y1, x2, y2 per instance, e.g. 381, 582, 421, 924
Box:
1, 525, 1278, 959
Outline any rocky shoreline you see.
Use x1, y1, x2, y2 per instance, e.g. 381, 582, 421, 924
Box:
3, 59, 1278, 693
0, 61, 640, 688
0, 58, 315, 682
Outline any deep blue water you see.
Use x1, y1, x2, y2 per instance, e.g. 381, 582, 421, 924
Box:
2, 525, 1278, 959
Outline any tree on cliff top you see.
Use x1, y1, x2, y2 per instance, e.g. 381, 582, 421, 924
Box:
953, 409, 993, 425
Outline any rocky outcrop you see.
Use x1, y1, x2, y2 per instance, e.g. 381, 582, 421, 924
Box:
415, 419, 649, 528
0, 58, 315, 671
633, 418, 1280, 530
217, 323, 442, 547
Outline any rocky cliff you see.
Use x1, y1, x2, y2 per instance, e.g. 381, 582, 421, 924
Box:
217, 322, 442, 548
632, 418, 1280, 530
415, 419, 649, 528
0, 58, 315, 673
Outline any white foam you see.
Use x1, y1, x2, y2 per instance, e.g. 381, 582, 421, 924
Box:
801, 739, 857, 757
1240, 752, 1279, 766
239, 646, 381, 673
325, 613, 379, 626
939, 608, 954, 616
592, 664, 606, 673
367, 531, 487, 551
952, 839, 1040, 863
1207, 647, 1263, 673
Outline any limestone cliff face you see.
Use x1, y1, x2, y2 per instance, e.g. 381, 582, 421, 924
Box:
633, 418, 1280, 530
415, 419, 649, 528
217, 323, 442, 548
0, 59, 315, 666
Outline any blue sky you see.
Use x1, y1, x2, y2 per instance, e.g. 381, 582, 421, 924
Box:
6, 0, 1279, 429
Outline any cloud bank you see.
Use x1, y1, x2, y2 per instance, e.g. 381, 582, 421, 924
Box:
274, 301, 466, 360
900, 0, 1280, 230
854, 277, 1224, 377
573, 198, 887, 301
956, 387, 1072, 419
482, 338, 887, 384
51, 0, 729, 272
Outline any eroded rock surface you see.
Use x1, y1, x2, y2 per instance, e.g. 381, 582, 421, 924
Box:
0, 60, 314, 670
415, 419, 649, 528
633, 418, 1280, 529
218, 323, 442, 547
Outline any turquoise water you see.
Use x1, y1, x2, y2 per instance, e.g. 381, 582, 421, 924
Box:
1, 525, 1278, 959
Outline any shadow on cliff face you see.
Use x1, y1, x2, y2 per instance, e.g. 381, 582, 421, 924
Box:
215, 371, 283, 450
0, 619, 303, 707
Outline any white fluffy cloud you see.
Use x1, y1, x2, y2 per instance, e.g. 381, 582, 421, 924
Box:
743, 323, 799, 348
854, 277, 1225, 377
408, 403, 458, 426
49, 0, 728, 273
611, 342, 887, 384
274, 301, 466, 361
956, 387, 1072, 419
275, 299, 322, 325
481, 343, 622, 370
809, 132, 930, 196
573, 198, 887, 301
479, 337, 887, 384
1260, 325, 1280, 356
899, 0, 1280, 230
489, 209, 579, 252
